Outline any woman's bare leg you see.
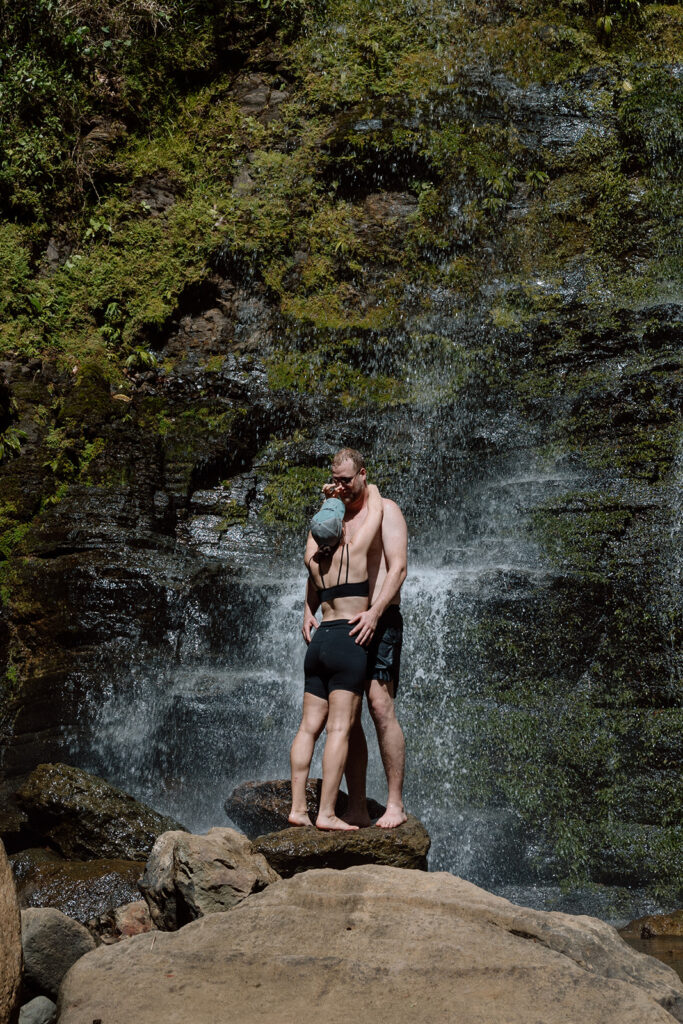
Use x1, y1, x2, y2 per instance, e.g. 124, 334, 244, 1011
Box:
289, 693, 328, 826
316, 689, 362, 831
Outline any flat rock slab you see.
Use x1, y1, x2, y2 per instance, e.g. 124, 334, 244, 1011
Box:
58, 866, 683, 1024
225, 778, 385, 838
16, 763, 185, 860
252, 814, 430, 876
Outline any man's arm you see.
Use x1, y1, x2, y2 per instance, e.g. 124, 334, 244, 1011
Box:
302, 531, 320, 643
349, 499, 407, 646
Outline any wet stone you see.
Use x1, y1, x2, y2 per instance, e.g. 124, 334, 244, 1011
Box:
252, 815, 431, 877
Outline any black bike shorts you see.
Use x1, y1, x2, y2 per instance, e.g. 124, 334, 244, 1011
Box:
366, 605, 403, 693
304, 619, 367, 701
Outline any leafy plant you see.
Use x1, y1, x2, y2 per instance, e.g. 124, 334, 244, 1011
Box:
125, 347, 158, 372
0, 427, 27, 463
526, 169, 550, 193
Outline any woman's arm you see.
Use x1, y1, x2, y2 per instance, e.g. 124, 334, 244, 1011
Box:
353, 483, 383, 552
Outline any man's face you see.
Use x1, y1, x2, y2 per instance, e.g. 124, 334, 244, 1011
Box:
331, 459, 366, 506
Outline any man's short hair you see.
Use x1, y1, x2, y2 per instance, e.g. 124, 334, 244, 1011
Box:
332, 448, 365, 473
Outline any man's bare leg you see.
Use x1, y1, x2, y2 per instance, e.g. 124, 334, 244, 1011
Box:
342, 713, 372, 827
367, 678, 407, 828
316, 689, 362, 831
289, 693, 328, 826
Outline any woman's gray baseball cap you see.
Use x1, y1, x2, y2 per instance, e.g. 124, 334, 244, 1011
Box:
311, 498, 345, 546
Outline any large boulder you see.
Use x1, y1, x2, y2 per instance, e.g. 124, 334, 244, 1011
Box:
14, 853, 145, 923
139, 828, 280, 930
225, 779, 385, 837
16, 764, 185, 860
58, 865, 683, 1024
621, 910, 683, 939
0, 838, 22, 1024
21, 907, 96, 1000
252, 814, 430, 876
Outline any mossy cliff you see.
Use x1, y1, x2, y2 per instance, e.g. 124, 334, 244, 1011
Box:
0, 0, 681, 898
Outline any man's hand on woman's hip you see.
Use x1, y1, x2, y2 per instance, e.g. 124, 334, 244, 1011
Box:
348, 607, 380, 646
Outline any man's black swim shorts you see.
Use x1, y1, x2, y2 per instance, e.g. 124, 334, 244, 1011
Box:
366, 605, 403, 693
304, 619, 367, 700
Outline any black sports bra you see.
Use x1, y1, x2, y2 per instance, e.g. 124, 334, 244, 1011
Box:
313, 542, 369, 604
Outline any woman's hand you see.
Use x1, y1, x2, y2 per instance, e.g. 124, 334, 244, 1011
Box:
322, 482, 342, 499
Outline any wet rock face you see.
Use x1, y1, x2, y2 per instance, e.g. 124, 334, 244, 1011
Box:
16, 764, 186, 860
252, 815, 431, 877
0, 3, 681, 903
13, 853, 145, 925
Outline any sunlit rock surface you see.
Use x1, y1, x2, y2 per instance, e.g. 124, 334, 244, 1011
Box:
0, 839, 22, 1024
139, 827, 279, 931
57, 866, 683, 1024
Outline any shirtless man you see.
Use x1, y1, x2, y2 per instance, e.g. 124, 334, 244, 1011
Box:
302, 447, 408, 828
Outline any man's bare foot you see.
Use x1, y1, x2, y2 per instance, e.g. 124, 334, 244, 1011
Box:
288, 810, 314, 827
375, 803, 408, 828
316, 814, 359, 831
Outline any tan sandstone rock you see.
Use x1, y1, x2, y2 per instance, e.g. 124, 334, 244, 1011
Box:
58, 865, 683, 1024
139, 827, 280, 930
0, 838, 22, 1024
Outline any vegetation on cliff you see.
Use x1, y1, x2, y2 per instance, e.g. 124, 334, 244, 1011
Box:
0, 0, 681, 899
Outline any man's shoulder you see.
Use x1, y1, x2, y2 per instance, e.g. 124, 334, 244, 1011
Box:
381, 497, 405, 517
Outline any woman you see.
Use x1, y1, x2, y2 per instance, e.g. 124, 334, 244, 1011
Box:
288, 483, 383, 830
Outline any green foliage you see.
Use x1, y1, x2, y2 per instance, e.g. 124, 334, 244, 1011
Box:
265, 347, 404, 407
0, 427, 27, 463
618, 68, 683, 181
0, 0, 300, 230
125, 347, 158, 372
261, 465, 328, 529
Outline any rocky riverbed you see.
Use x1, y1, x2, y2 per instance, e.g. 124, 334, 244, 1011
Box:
2, 765, 682, 1023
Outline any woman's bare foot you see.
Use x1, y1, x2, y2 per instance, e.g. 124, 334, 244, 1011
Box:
375, 803, 408, 828
316, 814, 359, 831
288, 810, 314, 826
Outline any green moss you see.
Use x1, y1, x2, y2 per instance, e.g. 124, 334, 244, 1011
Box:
618, 66, 683, 180
204, 355, 227, 373
265, 345, 405, 407
261, 465, 328, 529
215, 500, 249, 530
533, 492, 635, 578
